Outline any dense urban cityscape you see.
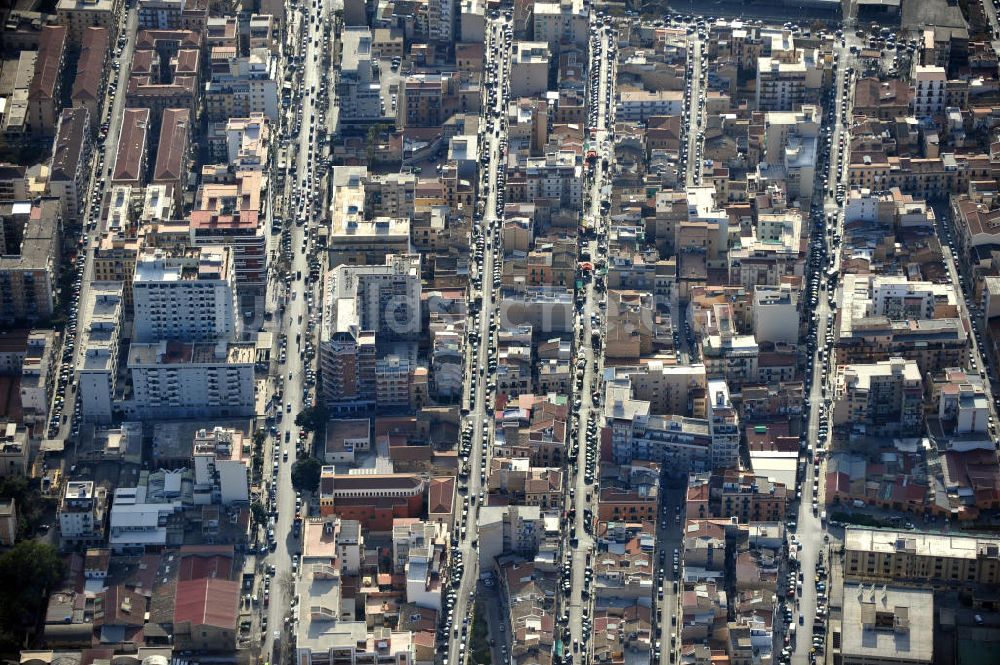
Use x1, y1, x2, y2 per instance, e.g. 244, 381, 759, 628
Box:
0, 0, 999, 664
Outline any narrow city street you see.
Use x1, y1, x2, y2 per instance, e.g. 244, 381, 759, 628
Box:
447, 13, 512, 665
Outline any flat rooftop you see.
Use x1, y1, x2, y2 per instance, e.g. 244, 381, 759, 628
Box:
841, 584, 933, 664
845, 527, 1000, 561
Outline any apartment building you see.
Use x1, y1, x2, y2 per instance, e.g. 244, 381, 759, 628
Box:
294, 518, 416, 665
913, 65, 947, 118
92, 232, 142, 311
70, 27, 110, 129
596, 485, 659, 524
839, 584, 933, 665
48, 107, 91, 223
426, 0, 453, 43
0, 199, 61, 323
832, 358, 924, 437
0, 165, 28, 202
477, 505, 544, 566
758, 106, 819, 203
189, 170, 267, 293
498, 285, 574, 333
204, 48, 279, 121
393, 519, 447, 611
19, 330, 56, 426
509, 42, 550, 98
318, 260, 421, 412
28, 26, 68, 136
507, 150, 584, 210
329, 169, 411, 266
605, 382, 712, 471
706, 379, 740, 469
224, 114, 270, 171
77, 282, 124, 423
752, 285, 799, 345
107, 475, 185, 552
934, 367, 990, 434
754, 31, 823, 111
607, 363, 708, 417
493, 393, 570, 468
398, 73, 466, 129
151, 108, 191, 204
844, 527, 1000, 586
835, 274, 968, 376
337, 28, 383, 122
702, 330, 760, 388
616, 90, 684, 122
58, 480, 108, 547
127, 340, 256, 418
56, 0, 122, 45
686, 470, 788, 524
0, 423, 29, 477
112, 108, 151, 187
137, 0, 208, 29
532, 0, 588, 49
132, 246, 239, 343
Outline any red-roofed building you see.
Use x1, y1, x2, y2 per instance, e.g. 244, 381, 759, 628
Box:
112, 108, 151, 186
173, 578, 239, 651
427, 476, 455, 529
28, 26, 68, 136
70, 27, 110, 131
318, 469, 425, 530
176, 545, 234, 581
152, 108, 191, 208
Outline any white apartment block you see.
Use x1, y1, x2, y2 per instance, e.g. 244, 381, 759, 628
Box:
19, 329, 55, 426
532, 0, 588, 49
127, 340, 256, 418
518, 150, 584, 210
337, 28, 383, 122
108, 479, 184, 553
77, 282, 124, 424
706, 379, 739, 469
58, 480, 107, 546
509, 42, 550, 98
132, 246, 238, 343
913, 66, 946, 118
754, 31, 823, 111
393, 519, 448, 611
615, 90, 684, 122
752, 285, 799, 345
869, 275, 957, 320
328, 254, 422, 340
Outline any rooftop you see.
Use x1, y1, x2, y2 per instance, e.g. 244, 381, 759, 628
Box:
113, 108, 150, 184
128, 340, 255, 367
841, 584, 933, 663
845, 527, 1000, 561
49, 107, 89, 183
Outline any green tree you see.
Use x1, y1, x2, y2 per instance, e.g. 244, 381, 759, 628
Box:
251, 501, 270, 529
295, 405, 329, 433
0, 540, 64, 646
290, 457, 322, 493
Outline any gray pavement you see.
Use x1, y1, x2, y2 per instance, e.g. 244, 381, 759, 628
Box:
449, 13, 512, 665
